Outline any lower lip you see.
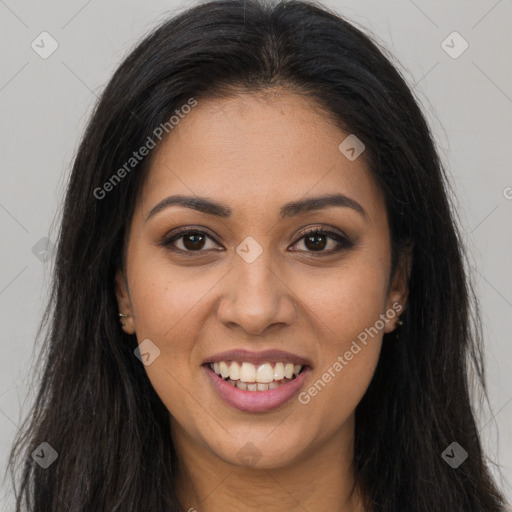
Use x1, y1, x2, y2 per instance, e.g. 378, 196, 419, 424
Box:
204, 365, 310, 413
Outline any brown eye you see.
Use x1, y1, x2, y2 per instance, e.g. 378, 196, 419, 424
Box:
182, 232, 206, 250
161, 229, 222, 253
290, 228, 354, 254
304, 232, 328, 251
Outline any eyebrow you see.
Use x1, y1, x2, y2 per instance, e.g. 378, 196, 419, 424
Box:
145, 193, 366, 222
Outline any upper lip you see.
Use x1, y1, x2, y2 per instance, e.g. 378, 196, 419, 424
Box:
203, 349, 312, 367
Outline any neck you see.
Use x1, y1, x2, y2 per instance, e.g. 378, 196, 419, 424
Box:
172, 415, 365, 512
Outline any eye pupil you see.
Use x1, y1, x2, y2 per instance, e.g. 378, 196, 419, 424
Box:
183, 232, 205, 250
305, 234, 327, 251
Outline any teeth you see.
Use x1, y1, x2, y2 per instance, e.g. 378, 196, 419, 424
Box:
240, 362, 256, 382
229, 361, 240, 380
209, 360, 305, 387
273, 362, 285, 380
219, 361, 230, 379
256, 363, 274, 383
228, 377, 293, 391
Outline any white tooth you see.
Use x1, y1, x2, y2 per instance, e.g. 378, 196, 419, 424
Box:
219, 361, 230, 379
256, 363, 274, 383
257, 383, 269, 391
284, 363, 294, 379
268, 381, 279, 389
247, 383, 257, 391
293, 364, 302, 376
273, 362, 285, 380
229, 362, 240, 380
236, 381, 248, 390
240, 362, 257, 382
213, 362, 220, 374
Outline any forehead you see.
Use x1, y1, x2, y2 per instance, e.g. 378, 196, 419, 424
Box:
138, 91, 385, 224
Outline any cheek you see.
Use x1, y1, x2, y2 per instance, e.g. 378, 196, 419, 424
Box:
127, 254, 219, 343
295, 339, 381, 448
125, 266, 211, 425
294, 311, 383, 446
290, 257, 388, 427
124, 257, 216, 411
296, 255, 390, 343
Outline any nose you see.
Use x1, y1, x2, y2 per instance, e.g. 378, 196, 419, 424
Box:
216, 249, 297, 336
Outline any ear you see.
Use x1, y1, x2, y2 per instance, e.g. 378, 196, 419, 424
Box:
384, 244, 413, 334
115, 269, 135, 334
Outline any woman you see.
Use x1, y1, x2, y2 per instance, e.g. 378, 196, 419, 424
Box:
8, 0, 507, 510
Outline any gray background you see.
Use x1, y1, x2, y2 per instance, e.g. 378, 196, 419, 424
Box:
1, 0, 511, 507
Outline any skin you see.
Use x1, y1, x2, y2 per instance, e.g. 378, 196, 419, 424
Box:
115, 90, 410, 512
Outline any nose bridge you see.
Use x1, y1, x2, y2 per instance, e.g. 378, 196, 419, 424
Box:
233, 242, 280, 307
217, 241, 296, 334
236, 247, 276, 296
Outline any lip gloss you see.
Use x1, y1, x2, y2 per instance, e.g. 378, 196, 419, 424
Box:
204, 365, 310, 413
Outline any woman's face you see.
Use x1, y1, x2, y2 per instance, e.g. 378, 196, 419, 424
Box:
116, 91, 408, 469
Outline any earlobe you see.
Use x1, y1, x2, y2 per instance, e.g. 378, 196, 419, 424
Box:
115, 269, 135, 334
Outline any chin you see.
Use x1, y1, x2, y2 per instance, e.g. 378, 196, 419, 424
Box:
203, 427, 310, 470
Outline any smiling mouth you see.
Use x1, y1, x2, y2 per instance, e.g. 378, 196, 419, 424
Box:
207, 361, 306, 391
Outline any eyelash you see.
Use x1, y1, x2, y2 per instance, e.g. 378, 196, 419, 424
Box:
159, 227, 354, 256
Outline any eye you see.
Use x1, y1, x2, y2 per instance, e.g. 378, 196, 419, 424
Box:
289, 228, 354, 254
160, 229, 223, 253
160, 227, 354, 256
